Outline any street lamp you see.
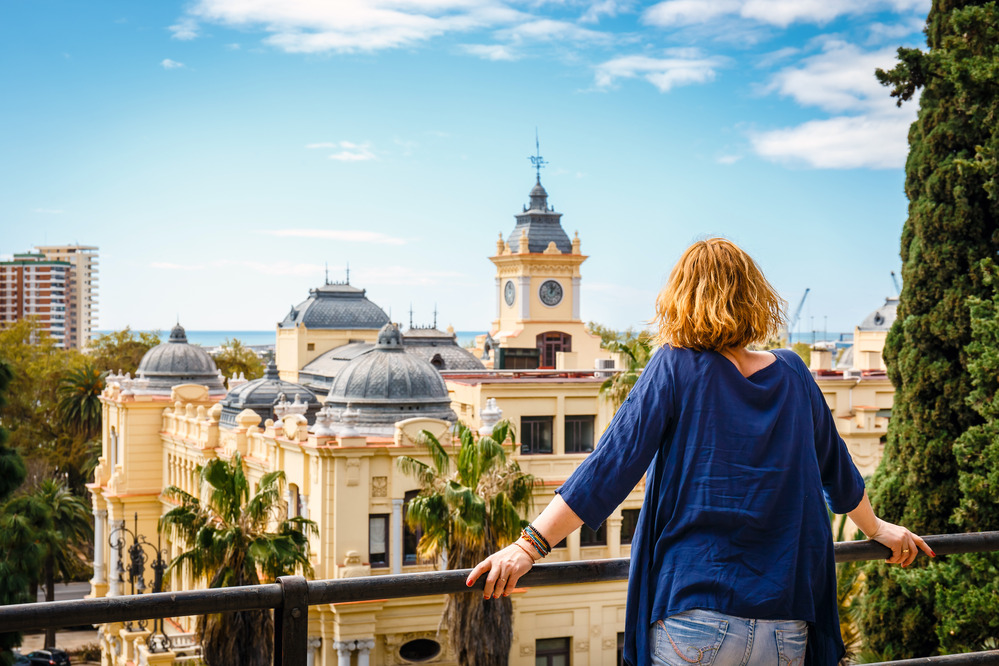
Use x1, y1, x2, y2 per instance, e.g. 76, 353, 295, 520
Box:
108, 512, 170, 651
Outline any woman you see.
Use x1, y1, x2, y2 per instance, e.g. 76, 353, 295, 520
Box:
467, 238, 932, 665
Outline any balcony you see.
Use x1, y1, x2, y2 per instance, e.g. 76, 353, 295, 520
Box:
2, 532, 998, 666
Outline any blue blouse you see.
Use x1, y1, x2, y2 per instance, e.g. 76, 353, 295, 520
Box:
557, 347, 864, 666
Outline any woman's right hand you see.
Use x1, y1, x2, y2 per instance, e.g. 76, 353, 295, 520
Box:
869, 518, 935, 567
466, 541, 537, 599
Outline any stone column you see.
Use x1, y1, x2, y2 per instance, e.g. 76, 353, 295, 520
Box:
356, 639, 375, 666
571, 277, 581, 320
334, 641, 353, 666
109, 520, 123, 596
606, 512, 623, 559
495, 277, 502, 319
518, 276, 531, 320
306, 637, 321, 666
391, 499, 404, 574
92, 509, 107, 585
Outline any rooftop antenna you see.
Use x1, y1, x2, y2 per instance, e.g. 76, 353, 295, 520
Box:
345, 263, 350, 285
324, 262, 330, 286
529, 128, 547, 184
409, 304, 414, 330
433, 304, 438, 329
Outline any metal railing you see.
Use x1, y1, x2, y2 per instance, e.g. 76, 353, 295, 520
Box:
2, 532, 999, 665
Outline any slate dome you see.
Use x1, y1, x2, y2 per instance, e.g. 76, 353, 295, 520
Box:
279, 283, 390, 330
135, 324, 226, 395
325, 323, 456, 432
858, 297, 898, 331
219, 359, 321, 428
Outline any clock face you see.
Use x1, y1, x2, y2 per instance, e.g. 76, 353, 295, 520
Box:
504, 280, 516, 306
538, 279, 564, 307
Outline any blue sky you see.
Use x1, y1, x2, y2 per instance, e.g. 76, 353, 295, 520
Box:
1, 0, 927, 335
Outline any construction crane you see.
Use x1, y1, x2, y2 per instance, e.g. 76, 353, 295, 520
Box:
788, 288, 810, 346
891, 271, 902, 296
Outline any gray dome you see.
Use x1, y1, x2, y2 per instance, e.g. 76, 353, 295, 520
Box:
403, 328, 486, 371
219, 359, 321, 428
507, 179, 572, 254
858, 297, 898, 331
325, 324, 456, 430
279, 283, 390, 330
136, 324, 226, 395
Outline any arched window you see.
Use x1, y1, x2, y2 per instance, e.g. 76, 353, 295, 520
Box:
536, 332, 572, 368
430, 353, 445, 370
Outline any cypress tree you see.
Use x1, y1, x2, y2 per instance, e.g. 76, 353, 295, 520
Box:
860, 1, 999, 658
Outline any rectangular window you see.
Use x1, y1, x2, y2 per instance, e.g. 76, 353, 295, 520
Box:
564, 415, 594, 453
369, 514, 389, 567
307, 343, 315, 351
579, 522, 606, 547
403, 490, 424, 565
521, 416, 553, 455
535, 637, 571, 666
621, 509, 640, 545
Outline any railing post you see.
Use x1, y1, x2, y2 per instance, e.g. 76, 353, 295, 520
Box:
275, 575, 309, 666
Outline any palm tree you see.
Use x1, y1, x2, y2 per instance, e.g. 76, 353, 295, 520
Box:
600, 332, 653, 408
57, 362, 105, 440
397, 421, 535, 666
0, 479, 93, 648
160, 452, 316, 666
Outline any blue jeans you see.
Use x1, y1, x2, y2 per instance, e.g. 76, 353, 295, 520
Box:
650, 609, 808, 666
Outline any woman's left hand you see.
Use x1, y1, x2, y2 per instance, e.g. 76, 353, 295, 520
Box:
466, 542, 536, 599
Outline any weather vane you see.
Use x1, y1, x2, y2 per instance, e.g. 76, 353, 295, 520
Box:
529, 128, 547, 184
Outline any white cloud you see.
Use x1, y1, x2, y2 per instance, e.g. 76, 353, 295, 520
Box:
169, 17, 199, 40
32, 208, 64, 214
461, 43, 518, 60
750, 110, 915, 168
497, 18, 611, 44
180, 0, 527, 54
580, 0, 631, 23
643, 0, 929, 28
643, 0, 741, 27
717, 154, 742, 165
306, 140, 376, 161
225, 43, 241, 50
160, 58, 185, 69
750, 41, 918, 169
256, 229, 408, 245
595, 52, 723, 92
765, 42, 897, 112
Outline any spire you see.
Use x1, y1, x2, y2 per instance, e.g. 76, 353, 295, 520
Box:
345, 263, 350, 285
528, 128, 547, 185
409, 304, 414, 330
324, 262, 330, 286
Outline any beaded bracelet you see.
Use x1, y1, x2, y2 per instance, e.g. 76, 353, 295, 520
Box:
525, 523, 551, 552
520, 524, 551, 558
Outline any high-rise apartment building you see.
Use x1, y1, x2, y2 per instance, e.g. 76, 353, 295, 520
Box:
0, 253, 72, 348
34, 245, 98, 348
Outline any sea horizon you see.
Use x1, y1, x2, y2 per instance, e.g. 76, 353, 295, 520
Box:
94, 329, 489, 349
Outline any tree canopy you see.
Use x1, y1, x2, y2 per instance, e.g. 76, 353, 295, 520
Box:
860, 0, 999, 657
88, 327, 161, 375
398, 422, 535, 666
212, 338, 264, 381
160, 452, 316, 666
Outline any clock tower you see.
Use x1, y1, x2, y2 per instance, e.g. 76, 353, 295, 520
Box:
488, 171, 603, 370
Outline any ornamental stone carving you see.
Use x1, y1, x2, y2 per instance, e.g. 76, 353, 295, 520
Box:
372, 476, 388, 497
